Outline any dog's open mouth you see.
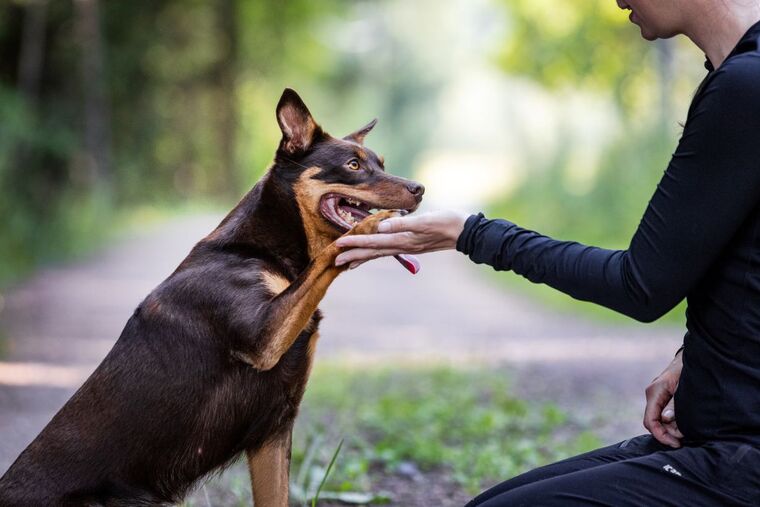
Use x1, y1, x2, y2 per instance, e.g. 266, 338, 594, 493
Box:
319, 193, 421, 274
320, 193, 373, 231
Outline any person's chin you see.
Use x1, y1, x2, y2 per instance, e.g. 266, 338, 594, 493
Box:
635, 22, 659, 41
640, 28, 658, 41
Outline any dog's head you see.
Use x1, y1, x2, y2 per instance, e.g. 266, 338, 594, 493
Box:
273, 88, 424, 254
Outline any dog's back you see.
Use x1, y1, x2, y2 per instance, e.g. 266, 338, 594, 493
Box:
0, 89, 423, 506
0, 240, 318, 505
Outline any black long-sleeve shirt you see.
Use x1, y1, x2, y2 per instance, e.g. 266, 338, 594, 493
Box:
457, 22, 760, 444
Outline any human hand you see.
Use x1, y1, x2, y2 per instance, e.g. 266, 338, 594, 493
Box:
643, 349, 684, 448
334, 210, 469, 268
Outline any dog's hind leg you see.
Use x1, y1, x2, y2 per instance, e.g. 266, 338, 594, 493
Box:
247, 431, 292, 507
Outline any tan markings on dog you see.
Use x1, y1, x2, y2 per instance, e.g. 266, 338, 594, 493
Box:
292, 167, 335, 259
247, 433, 291, 507
251, 244, 343, 371
321, 180, 414, 208
258, 276, 334, 369
378, 154, 385, 166
232, 271, 289, 367
307, 331, 321, 362
292, 167, 416, 260
261, 271, 290, 296
356, 148, 367, 160
298, 330, 321, 391
231, 350, 257, 367
246, 213, 393, 372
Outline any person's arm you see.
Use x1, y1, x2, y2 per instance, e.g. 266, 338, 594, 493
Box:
457, 60, 760, 321
336, 58, 760, 322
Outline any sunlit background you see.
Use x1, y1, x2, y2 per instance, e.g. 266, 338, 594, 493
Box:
0, 0, 706, 280
0, 0, 705, 505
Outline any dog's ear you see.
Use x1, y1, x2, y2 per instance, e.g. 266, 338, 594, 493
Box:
276, 88, 321, 155
343, 118, 377, 145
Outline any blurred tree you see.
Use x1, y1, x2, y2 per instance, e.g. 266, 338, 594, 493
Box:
17, 0, 47, 104
489, 0, 698, 322
497, 0, 672, 117
214, 0, 238, 198
0, 0, 443, 284
75, 0, 112, 195
0, 0, 349, 284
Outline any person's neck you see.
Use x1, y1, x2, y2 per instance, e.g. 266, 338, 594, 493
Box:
684, 3, 760, 69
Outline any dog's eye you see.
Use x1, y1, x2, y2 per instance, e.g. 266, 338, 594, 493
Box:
347, 159, 360, 170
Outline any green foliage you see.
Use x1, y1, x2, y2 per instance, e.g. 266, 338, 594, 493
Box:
295, 365, 599, 496
0, 0, 444, 286
188, 365, 599, 505
311, 438, 344, 507
488, 121, 687, 325
485, 0, 703, 324
496, 0, 654, 110
0, 84, 108, 283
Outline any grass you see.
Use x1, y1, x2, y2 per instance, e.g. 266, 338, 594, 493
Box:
188, 364, 600, 506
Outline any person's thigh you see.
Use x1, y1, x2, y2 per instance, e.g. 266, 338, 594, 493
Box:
467, 435, 665, 507
473, 440, 757, 507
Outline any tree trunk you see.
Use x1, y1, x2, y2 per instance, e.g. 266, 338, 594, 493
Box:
75, 0, 112, 194
216, 0, 239, 199
17, 0, 47, 105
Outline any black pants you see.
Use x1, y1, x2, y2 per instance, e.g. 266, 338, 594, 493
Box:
465, 435, 760, 506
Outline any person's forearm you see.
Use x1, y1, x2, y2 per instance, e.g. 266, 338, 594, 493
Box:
456, 213, 670, 322
457, 67, 760, 324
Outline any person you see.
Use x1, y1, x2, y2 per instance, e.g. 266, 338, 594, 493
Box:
334, 0, 760, 505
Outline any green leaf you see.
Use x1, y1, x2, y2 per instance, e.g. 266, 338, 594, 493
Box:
312, 438, 344, 507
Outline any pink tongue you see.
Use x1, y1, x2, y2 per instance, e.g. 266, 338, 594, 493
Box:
394, 254, 421, 275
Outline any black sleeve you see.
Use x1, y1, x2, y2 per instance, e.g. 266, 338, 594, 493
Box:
456, 57, 760, 323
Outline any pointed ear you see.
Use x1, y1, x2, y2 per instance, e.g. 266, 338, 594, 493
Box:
343, 118, 377, 145
276, 88, 320, 154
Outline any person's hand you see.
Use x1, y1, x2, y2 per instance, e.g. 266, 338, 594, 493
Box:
643, 349, 684, 448
334, 210, 469, 268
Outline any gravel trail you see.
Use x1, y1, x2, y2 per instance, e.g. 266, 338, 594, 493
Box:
0, 214, 682, 477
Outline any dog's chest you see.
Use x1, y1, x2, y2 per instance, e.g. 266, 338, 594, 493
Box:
281, 314, 321, 379
262, 268, 324, 351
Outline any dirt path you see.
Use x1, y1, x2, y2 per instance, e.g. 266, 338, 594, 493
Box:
0, 214, 682, 476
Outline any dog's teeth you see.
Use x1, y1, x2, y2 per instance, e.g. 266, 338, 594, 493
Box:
338, 208, 357, 226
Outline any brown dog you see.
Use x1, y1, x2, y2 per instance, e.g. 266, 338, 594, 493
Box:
0, 88, 424, 506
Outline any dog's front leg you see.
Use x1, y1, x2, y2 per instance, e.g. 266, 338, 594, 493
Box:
247, 430, 292, 507
240, 210, 398, 371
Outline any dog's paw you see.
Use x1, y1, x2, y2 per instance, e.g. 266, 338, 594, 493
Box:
348, 209, 403, 236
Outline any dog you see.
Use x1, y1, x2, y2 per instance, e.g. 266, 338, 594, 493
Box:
0, 88, 424, 506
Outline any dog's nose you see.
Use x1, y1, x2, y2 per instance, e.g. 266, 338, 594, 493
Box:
407, 182, 425, 198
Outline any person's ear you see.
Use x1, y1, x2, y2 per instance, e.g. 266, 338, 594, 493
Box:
276, 88, 321, 154
343, 119, 377, 145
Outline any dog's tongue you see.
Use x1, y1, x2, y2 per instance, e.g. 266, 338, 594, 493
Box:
394, 254, 421, 275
